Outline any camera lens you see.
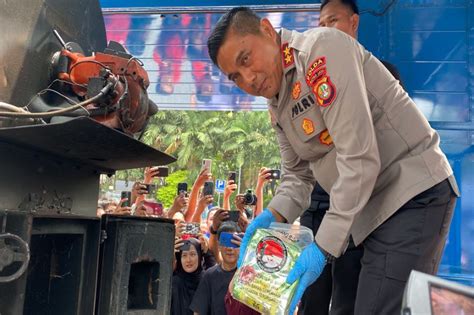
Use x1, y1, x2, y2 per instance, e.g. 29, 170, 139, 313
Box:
243, 189, 257, 206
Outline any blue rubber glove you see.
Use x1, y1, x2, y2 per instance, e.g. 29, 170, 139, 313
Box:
237, 208, 276, 268
286, 242, 326, 314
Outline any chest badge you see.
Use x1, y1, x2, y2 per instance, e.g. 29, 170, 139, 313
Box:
292, 81, 301, 100
319, 129, 333, 145
281, 43, 294, 68
313, 76, 336, 107
302, 118, 315, 135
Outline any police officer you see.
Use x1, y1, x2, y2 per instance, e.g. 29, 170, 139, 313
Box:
207, 7, 459, 315
299, 1, 405, 314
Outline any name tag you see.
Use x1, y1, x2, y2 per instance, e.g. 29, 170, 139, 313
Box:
291, 93, 316, 120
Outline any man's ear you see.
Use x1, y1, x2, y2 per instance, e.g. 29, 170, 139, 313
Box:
351, 14, 360, 34
260, 18, 276, 39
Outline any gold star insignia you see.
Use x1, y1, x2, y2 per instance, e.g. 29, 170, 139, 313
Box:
283, 46, 291, 56
285, 55, 293, 64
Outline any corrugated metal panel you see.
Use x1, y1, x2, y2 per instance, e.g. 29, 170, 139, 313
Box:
359, 0, 474, 285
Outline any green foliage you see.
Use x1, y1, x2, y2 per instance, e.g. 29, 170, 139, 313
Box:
156, 170, 188, 208
111, 110, 281, 206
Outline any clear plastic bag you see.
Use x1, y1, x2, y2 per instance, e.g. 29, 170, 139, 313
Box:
231, 223, 313, 314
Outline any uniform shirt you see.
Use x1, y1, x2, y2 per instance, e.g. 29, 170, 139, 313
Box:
308, 61, 402, 208
267, 27, 459, 257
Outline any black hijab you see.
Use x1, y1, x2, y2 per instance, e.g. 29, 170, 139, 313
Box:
171, 238, 203, 315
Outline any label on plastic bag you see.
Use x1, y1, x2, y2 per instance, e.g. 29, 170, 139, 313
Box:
231, 228, 301, 315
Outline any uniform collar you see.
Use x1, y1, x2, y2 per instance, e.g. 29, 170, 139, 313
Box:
280, 28, 296, 74
268, 28, 296, 108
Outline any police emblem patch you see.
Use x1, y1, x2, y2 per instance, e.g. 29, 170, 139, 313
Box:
319, 129, 333, 145
302, 118, 315, 135
281, 43, 294, 68
306, 56, 326, 86
256, 236, 288, 273
313, 76, 336, 107
292, 81, 301, 100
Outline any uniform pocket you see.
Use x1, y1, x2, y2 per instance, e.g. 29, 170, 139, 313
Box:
385, 251, 418, 282
290, 105, 326, 143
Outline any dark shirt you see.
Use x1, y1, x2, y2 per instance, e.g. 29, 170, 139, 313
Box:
203, 250, 217, 270
190, 264, 236, 315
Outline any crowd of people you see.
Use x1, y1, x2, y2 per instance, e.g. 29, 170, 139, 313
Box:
97, 164, 279, 314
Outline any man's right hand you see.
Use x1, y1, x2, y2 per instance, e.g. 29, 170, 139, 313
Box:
195, 168, 212, 187
224, 180, 237, 198
211, 209, 229, 232
237, 208, 276, 268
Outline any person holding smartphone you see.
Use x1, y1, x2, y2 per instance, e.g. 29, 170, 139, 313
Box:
185, 168, 213, 222
172, 238, 204, 315
223, 172, 238, 211
167, 191, 190, 219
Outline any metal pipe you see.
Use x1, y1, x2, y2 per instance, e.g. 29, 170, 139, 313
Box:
102, 4, 321, 15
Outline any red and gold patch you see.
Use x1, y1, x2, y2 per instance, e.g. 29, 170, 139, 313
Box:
319, 129, 333, 145
312, 76, 336, 107
281, 43, 294, 68
292, 81, 301, 100
302, 118, 315, 135
305, 57, 326, 86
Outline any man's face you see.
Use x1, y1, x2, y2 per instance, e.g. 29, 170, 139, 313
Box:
319, 2, 359, 39
219, 245, 240, 266
216, 19, 283, 99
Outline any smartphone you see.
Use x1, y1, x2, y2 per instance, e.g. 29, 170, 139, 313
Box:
268, 169, 281, 180
143, 200, 163, 216
203, 181, 214, 196
121, 191, 131, 207
228, 210, 240, 222
219, 232, 239, 248
202, 159, 212, 174
144, 183, 157, 195
157, 166, 169, 177
177, 182, 188, 195
182, 222, 200, 240
228, 171, 237, 182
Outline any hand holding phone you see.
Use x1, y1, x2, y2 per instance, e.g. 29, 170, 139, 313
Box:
157, 166, 169, 177
202, 159, 212, 175
177, 182, 188, 196
219, 232, 240, 248
203, 181, 214, 196
182, 222, 200, 240
268, 169, 281, 180
121, 191, 131, 207
228, 171, 237, 182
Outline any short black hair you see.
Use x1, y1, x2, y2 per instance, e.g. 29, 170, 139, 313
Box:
207, 7, 261, 66
217, 221, 241, 240
321, 0, 359, 15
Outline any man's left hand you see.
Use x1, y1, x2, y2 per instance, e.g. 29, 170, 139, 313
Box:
286, 242, 327, 314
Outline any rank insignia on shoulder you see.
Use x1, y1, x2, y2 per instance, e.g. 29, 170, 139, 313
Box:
313, 76, 336, 107
319, 129, 333, 145
302, 118, 315, 135
292, 81, 301, 100
306, 57, 326, 86
281, 43, 294, 68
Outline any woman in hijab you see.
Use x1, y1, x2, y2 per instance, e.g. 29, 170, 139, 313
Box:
171, 237, 203, 315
